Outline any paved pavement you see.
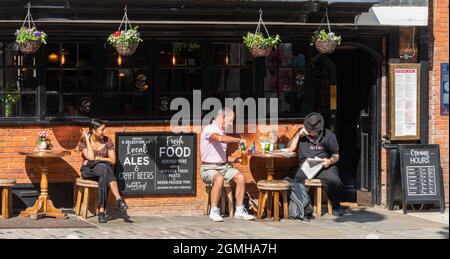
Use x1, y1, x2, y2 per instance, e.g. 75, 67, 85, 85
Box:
0, 207, 448, 239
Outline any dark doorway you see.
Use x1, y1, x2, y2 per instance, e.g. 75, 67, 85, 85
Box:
312, 47, 379, 202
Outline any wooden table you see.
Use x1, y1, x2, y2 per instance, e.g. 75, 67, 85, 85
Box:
19, 150, 70, 220
251, 152, 297, 181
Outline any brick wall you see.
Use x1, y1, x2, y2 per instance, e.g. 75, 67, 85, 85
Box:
429, 0, 449, 203
0, 123, 300, 215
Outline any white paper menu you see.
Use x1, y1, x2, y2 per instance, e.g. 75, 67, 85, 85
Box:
394, 68, 418, 137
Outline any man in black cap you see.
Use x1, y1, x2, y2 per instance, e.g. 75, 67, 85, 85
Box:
286, 112, 346, 216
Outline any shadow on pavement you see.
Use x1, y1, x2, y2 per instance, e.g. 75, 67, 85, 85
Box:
333, 207, 386, 223
438, 226, 449, 239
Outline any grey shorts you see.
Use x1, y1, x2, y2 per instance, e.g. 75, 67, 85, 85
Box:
200, 163, 240, 184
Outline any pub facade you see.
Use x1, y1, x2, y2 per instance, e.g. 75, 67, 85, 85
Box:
0, 0, 447, 215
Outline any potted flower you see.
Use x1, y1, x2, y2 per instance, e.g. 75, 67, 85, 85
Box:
243, 32, 281, 58
36, 131, 51, 150
107, 26, 143, 56
2, 94, 20, 118
15, 28, 47, 55
15, 3, 47, 55
311, 29, 342, 54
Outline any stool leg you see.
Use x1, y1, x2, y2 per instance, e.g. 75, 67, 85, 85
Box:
93, 189, 99, 216
326, 192, 333, 215
8, 188, 12, 218
281, 190, 289, 220
75, 186, 83, 216
274, 191, 280, 222
82, 187, 90, 219
266, 191, 273, 220
257, 191, 264, 220
220, 188, 226, 216
258, 190, 269, 221
316, 186, 322, 218
225, 187, 234, 217
204, 186, 211, 215
2, 188, 7, 220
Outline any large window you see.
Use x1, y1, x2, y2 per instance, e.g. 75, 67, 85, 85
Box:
45, 42, 94, 118
101, 41, 151, 119
264, 43, 312, 117
154, 41, 203, 119
0, 38, 325, 122
0, 42, 37, 118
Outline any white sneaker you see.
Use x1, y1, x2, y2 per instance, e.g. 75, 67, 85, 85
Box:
209, 208, 224, 222
234, 207, 255, 221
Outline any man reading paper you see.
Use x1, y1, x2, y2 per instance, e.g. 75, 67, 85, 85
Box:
286, 112, 346, 216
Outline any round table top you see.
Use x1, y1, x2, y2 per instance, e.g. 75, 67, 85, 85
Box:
19, 150, 71, 158
251, 152, 297, 159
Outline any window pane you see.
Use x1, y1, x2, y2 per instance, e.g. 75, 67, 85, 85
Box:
46, 70, 61, 92
160, 42, 201, 66
21, 94, 36, 117
79, 70, 93, 93
78, 43, 93, 67
264, 69, 278, 91
63, 95, 77, 117
0, 69, 3, 91
62, 70, 77, 93
157, 69, 202, 92
102, 95, 148, 118
0, 42, 3, 66
21, 68, 37, 92
2, 93, 20, 118
293, 44, 307, 68
61, 43, 77, 67
213, 43, 240, 66
279, 68, 292, 91
103, 69, 150, 93
46, 94, 60, 117
211, 69, 253, 92
4, 68, 20, 92
46, 43, 61, 68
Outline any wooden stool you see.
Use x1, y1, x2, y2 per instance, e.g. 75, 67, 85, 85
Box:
304, 179, 333, 217
257, 180, 290, 222
74, 178, 99, 219
204, 181, 235, 217
0, 179, 16, 220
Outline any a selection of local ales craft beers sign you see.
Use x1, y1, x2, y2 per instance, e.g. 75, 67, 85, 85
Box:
115, 133, 196, 195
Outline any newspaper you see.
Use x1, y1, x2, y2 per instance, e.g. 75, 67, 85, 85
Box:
301, 157, 324, 180
268, 150, 296, 157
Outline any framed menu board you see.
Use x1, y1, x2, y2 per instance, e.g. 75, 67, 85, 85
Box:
389, 63, 421, 141
115, 132, 197, 196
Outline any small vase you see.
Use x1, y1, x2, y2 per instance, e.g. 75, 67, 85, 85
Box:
37, 140, 48, 150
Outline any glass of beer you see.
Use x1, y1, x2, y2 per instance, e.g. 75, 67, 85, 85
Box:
240, 142, 248, 165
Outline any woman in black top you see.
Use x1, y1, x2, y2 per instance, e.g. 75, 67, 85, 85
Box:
78, 119, 128, 223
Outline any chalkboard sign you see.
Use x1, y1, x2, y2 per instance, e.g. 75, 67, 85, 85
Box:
115, 133, 197, 196
398, 144, 445, 214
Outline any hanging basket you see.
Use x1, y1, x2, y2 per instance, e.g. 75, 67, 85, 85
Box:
108, 6, 142, 57
249, 45, 273, 58
18, 40, 42, 55
115, 42, 139, 56
315, 39, 338, 54
16, 3, 46, 55
245, 9, 280, 58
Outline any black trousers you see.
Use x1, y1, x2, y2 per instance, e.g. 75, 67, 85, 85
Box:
285, 164, 344, 209
81, 162, 117, 209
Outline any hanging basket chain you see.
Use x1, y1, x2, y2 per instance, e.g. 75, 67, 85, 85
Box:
314, 8, 331, 35
21, 2, 37, 29
255, 9, 271, 37
117, 5, 133, 32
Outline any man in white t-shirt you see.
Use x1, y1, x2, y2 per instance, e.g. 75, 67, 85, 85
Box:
200, 108, 254, 222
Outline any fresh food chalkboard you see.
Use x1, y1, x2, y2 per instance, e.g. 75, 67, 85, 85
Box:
115, 133, 196, 196
398, 144, 445, 214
